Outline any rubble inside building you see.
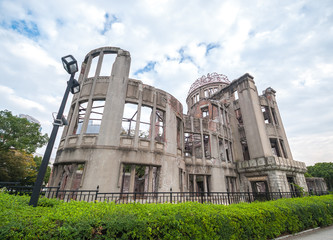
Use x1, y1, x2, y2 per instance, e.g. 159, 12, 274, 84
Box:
48, 46, 308, 196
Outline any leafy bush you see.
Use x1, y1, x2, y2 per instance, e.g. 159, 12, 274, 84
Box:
1, 192, 333, 239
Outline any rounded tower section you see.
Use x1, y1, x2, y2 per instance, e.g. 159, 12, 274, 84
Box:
186, 72, 230, 113
49, 47, 185, 194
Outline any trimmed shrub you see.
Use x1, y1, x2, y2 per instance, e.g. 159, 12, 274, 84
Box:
1, 192, 333, 239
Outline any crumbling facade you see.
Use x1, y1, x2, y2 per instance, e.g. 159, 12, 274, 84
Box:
49, 46, 308, 195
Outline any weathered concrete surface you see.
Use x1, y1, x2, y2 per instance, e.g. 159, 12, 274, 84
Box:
49, 47, 309, 196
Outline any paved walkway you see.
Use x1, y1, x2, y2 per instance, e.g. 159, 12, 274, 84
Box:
276, 225, 333, 239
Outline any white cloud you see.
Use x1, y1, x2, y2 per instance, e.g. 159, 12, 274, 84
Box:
0, 85, 45, 112
0, 0, 332, 166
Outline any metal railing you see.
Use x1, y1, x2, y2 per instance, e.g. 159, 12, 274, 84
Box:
1, 184, 329, 205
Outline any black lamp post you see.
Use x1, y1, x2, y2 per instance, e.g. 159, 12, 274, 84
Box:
29, 55, 80, 207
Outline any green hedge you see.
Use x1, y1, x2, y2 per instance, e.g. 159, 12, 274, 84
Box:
1, 191, 333, 239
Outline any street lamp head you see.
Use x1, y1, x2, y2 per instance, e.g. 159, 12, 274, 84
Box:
61, 55, 78, 74
70, 79, 80, 94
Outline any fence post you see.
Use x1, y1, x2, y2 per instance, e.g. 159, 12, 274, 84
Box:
170, 188, 172, 203
227, 191, 231, 205
55, 185, 60, 199
279, 189, 282, 199
95, 185, 99, 202
248, 191, 251, 203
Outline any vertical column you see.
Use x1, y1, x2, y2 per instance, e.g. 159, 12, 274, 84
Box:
193, 175, 197, 192
203, 176, 208, 192
97, 49, 131, 146
129, 166, 136, 192
150, 92, 157, 151
237, 74, 272, 158
148, 166, 154, 192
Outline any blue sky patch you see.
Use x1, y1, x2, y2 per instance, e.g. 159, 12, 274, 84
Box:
205, 43, 220, 55
178, 47, 194, 63
9, 20, 40, 39
101, 13, 119, 34
134, 61, 157, 75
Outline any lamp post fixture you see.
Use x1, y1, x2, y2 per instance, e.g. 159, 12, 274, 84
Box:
29, 55, 80, 207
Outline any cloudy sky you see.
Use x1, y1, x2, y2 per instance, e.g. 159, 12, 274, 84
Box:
0, 0, 332, 166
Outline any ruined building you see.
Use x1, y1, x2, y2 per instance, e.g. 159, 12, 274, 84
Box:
49, 46, 308, 195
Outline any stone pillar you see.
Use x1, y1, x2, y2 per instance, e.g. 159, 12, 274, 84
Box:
97, 49, 131, 146
203, 175, 208, 192
236, 74, 272, 158
193, 175, 197, 192
148, 166, 154, 192
129, 165, 136, 192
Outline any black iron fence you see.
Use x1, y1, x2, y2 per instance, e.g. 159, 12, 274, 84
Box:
1, 184, 329, 205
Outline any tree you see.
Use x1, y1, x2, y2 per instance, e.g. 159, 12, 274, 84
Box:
0, 150, 36, 183
0, 110, 48, 154
306, 162, 333, 190
0, 110, 49, 184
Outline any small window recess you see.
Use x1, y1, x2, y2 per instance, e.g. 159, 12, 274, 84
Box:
155, 109, 165, 142
86, 100, 105, 134
270, 138, 281, 157
261, 106, 272, 124
73, 101, 88, 135
88, 55, 99, 78
201, 106, 209, 118
121, 103, 138, 137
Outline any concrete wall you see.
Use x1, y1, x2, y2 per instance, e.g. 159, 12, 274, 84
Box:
50, 47, 308, 195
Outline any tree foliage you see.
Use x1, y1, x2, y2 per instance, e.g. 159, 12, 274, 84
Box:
0, 110, 49, 184
0, 150, 36, 183
0, 110, 48, 154
307, 162, 333, 190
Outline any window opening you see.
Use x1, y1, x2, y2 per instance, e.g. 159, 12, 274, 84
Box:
99, 53, 116, 76
201, 106, 209, 118
270, 138, 281, 157
225, 110, 229, 125
219, 138, 225, 161
139, 106, 152, 139
226, 176, 237, 192
176, 117, 182, 149
251, 181, 268, 193
189, 174, 194, 192
212, 105, 218, 120
121, 165, 131, 193
88, 56, 99, 78
242, 142, 250, 160
86, 100, 105, 133
225, 140, 230, 162
121, 103, 138, 137
287, 176, 296, 194
73, 101, 88, 134
193, 93, 199, 104
204, 135, 211, 158
155, 109, 165, 142
261, 106, 271, 124
121, 164, 159, 194
196, 175, 204, 192
193, 133, 202, 158
184, 132, 193, 157
220, 108, 225, 125
204, 89, 209, 98
234, 90, 239, 100
72, 164, 85, 190
235, 109, 243, 125
279, 139, 288, 158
